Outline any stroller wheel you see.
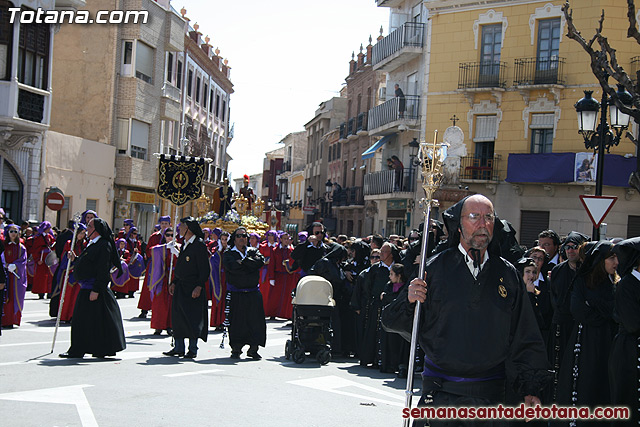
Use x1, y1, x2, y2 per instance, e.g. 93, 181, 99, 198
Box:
293, 349, 305, 364
316, 349, 331, 365
284, 340, 292, 360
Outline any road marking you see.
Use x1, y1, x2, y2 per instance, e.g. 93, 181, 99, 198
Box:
163, 369, 224, 377
0, 384, 98, 427
288, 375, 404, 407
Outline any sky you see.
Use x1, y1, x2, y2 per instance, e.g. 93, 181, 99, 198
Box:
179, 0, 389, 180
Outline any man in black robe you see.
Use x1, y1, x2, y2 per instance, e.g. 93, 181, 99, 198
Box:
59, 218, 126, 359
291, 222, 336, 275
382, 195, 551, 426
164, 217, 210, 359
223, 227, 266, 360
548, 230, 587, 400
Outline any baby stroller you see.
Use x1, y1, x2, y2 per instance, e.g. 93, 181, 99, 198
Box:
285, 275, 335, 365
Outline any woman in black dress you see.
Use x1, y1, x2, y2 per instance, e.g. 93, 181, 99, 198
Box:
59, 218, 126, 359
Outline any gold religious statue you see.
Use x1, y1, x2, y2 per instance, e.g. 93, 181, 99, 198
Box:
234, 194, 249, 216
195, 193, 211, 218
252, 197, 265, 218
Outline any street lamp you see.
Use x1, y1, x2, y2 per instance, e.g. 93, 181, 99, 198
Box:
325, 179, 333, 195
306, 185, 313, 200
408, 138, 420, 194
267, 198, 272, 210
575, 82, 632, 240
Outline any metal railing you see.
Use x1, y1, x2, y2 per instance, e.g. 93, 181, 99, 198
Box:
514, 57, 565, 86
339, 122, 347, 140
357, 112, 368, 132
162, 81, 181, 102
17, 88, 45, 123
364, 168, 417, 195
333, 186, 364, 206
459, 155, 501, 181
372, 22, 425, 66
367, 95, 420, 131
458, 61, 507, 89
347, 117, 356, 136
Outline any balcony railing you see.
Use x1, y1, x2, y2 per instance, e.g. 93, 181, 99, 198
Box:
514, 57, 566, 86
631, 56, 639, 84
339, 122, 347, 140
459, 155, 501, 181
333, 186, 364, 207
367, 95, 420, 131
162, 81, 181, 102
17, 88, 45, 123
458, 61, 507, 89
372, 22, 425, 66
364, 168, 417, 195
347, 117, 356, 136
357, 112, 368, 132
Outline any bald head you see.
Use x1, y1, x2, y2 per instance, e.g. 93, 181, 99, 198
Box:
459, 194, 495, 252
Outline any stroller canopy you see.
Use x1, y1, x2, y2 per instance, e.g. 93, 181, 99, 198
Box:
292, 275, 335, 307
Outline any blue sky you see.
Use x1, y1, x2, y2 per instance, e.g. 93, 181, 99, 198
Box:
179, 0, 389, 179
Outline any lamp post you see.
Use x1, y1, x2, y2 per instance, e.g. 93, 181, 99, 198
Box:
575, 82, 632, 240
408, 138, 420, 192
324, 180, 333, 218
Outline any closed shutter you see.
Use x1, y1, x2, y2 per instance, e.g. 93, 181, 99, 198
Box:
86, 199, 97, 212
530, 113, 554, 129
627, 215, 640, 238
2, 162, 20, 191
474, 115, 497, 142
520, 210, 549, 249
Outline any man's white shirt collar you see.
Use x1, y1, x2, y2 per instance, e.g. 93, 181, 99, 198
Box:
87, 235, 101, 246
232, 246, 247, 260
183, 235, 196, 250
550, 253, 559, 265
458, 243, 489, 278
632, 269, 640, 281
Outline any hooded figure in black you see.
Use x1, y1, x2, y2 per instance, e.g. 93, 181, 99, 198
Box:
223, 227, 266, 360
59, 218, 126, 359
164, 217, 210, 358
609, 237, 640, 424
381, 194, 551, 426
555, 240, 619, 424
548, 230, 588, 401
310, 244, 349, 354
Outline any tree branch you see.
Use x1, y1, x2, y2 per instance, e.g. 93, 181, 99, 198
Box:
627, 0, 640, 43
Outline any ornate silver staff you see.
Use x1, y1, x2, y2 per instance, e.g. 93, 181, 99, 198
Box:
51, 212, 82, 353
403, 131, 448, 424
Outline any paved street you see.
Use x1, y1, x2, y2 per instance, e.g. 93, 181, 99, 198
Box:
0, 293, 402, 426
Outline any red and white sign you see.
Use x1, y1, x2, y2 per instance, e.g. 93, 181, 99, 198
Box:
45, 191, 65, 211
579, 195, 617, 229
302, 206, 315, 214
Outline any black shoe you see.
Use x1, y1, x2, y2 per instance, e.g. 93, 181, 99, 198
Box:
138, 310, 148, 319
230, 351, 241, 359
247, 350, 262, 360
214, 326, 224, 332
153, 329, 162, 336
128, 292, 135, 298
39, 294, 45, 299
59, 352, 83, 359
183, 351, 197, 359
162, 349, 184, 357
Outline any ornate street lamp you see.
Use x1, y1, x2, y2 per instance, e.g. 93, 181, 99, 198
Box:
575, 82, 632, 239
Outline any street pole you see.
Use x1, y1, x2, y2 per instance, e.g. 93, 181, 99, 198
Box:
593, 90, 608, 241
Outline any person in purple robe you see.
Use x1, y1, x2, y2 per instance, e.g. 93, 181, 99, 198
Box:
1, 224, 26, 328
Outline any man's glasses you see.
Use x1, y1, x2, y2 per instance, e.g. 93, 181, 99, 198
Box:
564, 244, 578, 250
370, 255, 380, 259
465, 213, 495, 224
314, 231, 324, 235
165, 234, 174, 237
8, 230, 18, 234
236, 234, 248, 238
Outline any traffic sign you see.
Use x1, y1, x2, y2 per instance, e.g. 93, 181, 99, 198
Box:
45, 191, 65, 211
579, 195, 617, 229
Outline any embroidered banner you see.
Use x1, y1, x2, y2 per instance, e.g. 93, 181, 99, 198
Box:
157, 155, 205, 206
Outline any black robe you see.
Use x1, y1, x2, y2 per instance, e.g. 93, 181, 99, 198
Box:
171, 237, 210, 342
379, 280, 409, 374
549, 260, 578, 400
309, 257, 348, 353
68, 238, 125, 356
357, 262, 391, 367
556, 276, 616, 422
291, 241, 336, 274
382, 249, 551, 401
609, 272, 640, 425
223, 247, 266, 349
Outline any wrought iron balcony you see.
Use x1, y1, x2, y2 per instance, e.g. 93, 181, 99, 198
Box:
367, 95, 420, 133
458, 61, 507, 89
459, 155, 501, 181
347, 117, 356, 137
514, 57, 565, 86
332, 186, 364, 207
364, 169, 416, 196
356, 112, 368, 133
17, 88, 45, 123
339, 122, 347, 140
372, 22, 425, 71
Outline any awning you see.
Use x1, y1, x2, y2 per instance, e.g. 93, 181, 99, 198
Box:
361, 134, 393, 160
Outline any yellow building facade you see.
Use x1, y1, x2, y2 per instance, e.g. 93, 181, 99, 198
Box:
424, 0, 639, 245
